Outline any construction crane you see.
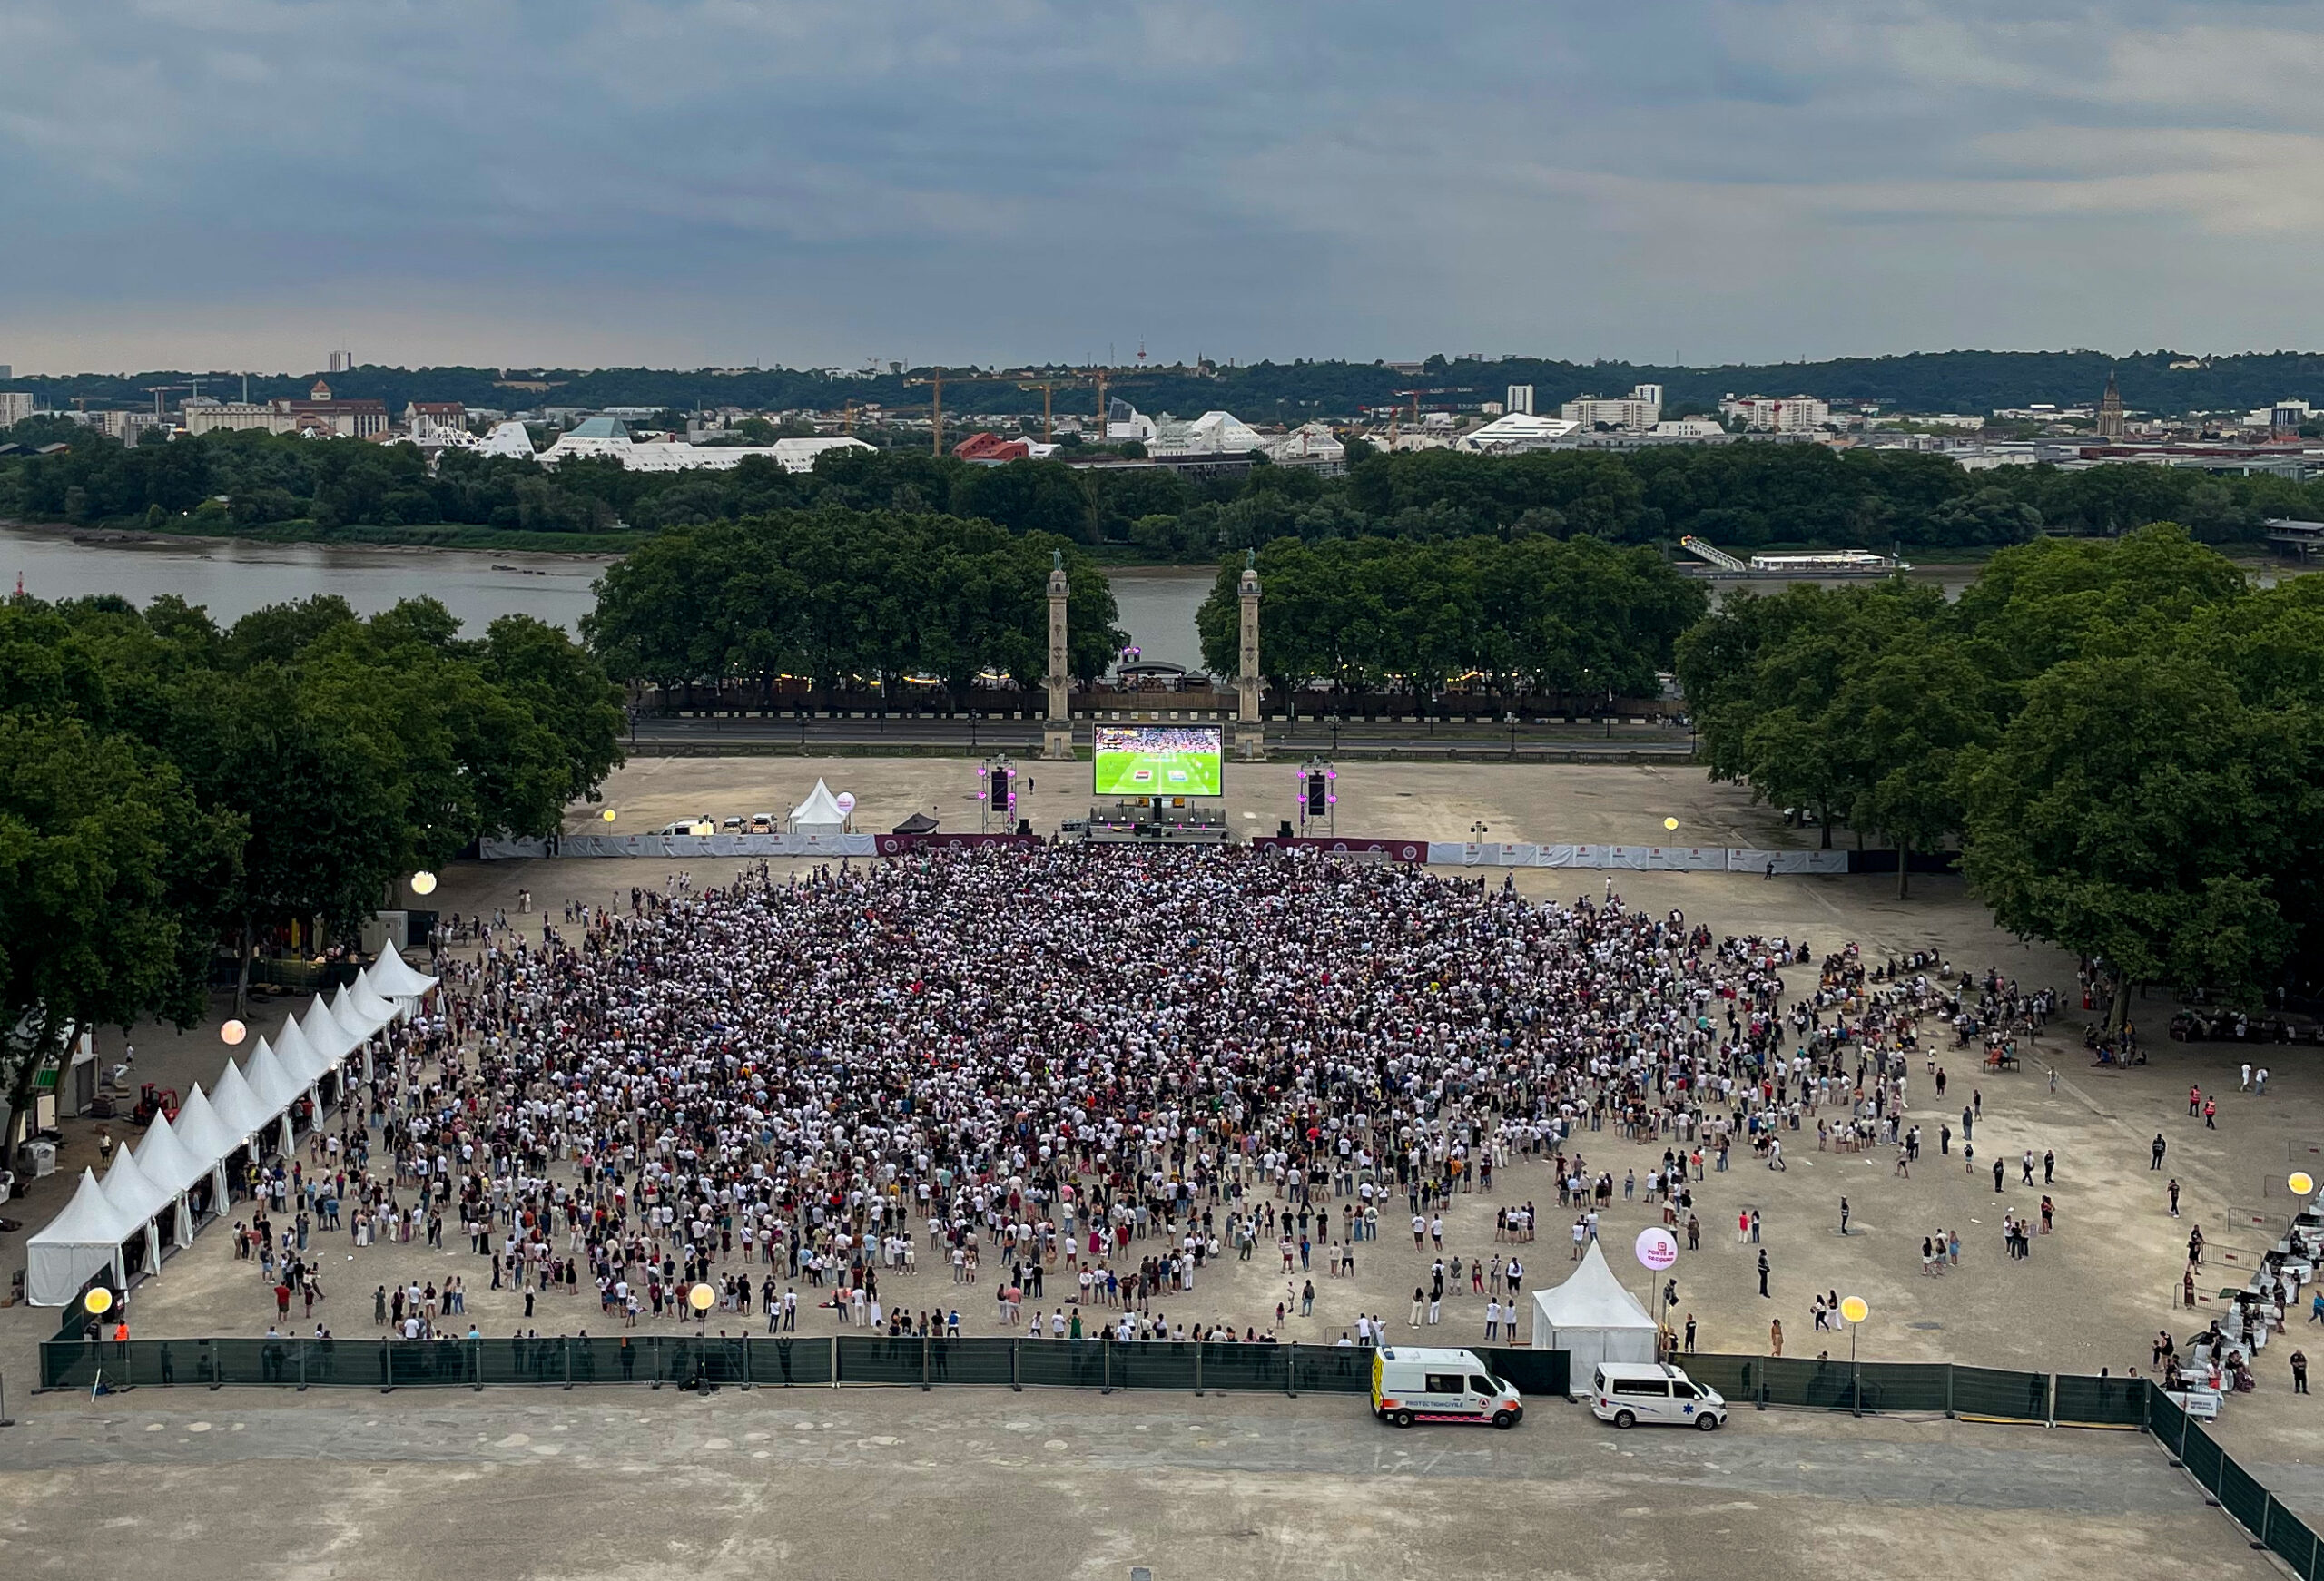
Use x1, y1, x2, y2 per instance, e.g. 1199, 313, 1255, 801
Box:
906, 367, 1133, 452
143, 385, 192, 419
1386, 387, 1477, 427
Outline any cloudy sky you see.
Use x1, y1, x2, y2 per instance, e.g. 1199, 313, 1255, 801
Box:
2, 0, 2319, 373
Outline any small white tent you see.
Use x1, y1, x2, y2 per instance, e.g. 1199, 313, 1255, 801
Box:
271, 1012, 326, 1088
210, 1057, 272, 1147
1531, 1240, 1659, 1378
789, 779, 849, 836
170, 1085, 238, 1209
133, 1112, 203, 1246
25, 1168, 132, 1305
99, 1146, 168, 1277
365, 947, 438, 1016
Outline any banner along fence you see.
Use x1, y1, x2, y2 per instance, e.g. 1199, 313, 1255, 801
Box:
38, 1333, 1561, 1400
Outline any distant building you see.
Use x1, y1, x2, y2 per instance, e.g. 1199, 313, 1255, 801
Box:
952, 432, 1030, 462
327, 350, 354, 374
537, 417, 873, 475
2096, 370, 2126, 439
0, 391, 34, 427
1561, 383, 1663, 430
182, 401, 294, 436
1649, 418, 1724, 438
1720, 394, 1830, 432
1148, 410, 1268, 457
1104, 398, 1157, 442
402, 401, 469, 446
1504, 385, 1535, 416
476, 421, 538, 459
1454, 412, 1580, 453
283, 380, 388, 438
1263, 421, 1347, 474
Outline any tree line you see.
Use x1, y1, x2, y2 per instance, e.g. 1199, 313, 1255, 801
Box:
1194, 536, 1708, 702
583, 511, 1125, 691
0, 593, 625, 1122
1678, 524, 2324, 1015
7, 417, 2319, 556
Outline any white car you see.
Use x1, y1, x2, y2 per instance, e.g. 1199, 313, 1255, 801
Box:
1590, 1361, 1726, 1430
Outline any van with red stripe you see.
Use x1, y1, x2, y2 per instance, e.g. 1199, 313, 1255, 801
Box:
1371, 1346, 1524, 1429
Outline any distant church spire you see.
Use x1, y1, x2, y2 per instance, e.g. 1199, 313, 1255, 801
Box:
2097, 368, 2126, 439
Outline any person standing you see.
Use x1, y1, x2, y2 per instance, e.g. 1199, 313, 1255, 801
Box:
1839, 1197, 1851, 1236
1769, 1318, 1783, 1356
1758, 1249, 1770, 1298
2295, 1350, 2309, 1395
2203, 1096, 2218, 1129
2152, 1134, 2167, 1171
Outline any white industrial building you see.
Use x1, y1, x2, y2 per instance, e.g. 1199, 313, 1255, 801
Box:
537, 417, 875, 475
1721, 394, 1831, 432
1147, 409, 1268, 457
1561, 383, 1663, 431
1455, 411, 1580, 453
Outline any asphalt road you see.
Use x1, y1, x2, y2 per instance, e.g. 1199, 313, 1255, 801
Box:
625, 716, 1697, 758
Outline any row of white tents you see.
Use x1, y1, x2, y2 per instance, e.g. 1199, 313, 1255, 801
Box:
25, 948, 438, 1308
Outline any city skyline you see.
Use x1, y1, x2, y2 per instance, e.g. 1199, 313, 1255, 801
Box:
1, 2, 2320, 374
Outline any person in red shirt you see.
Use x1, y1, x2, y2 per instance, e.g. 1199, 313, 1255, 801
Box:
275, 1282, 291, 1318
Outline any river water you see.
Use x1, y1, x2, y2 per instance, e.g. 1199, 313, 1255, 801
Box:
0, 524, 1221, 669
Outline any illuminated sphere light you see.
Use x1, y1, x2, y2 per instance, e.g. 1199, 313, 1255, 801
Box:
2294, 1172, 2316, 1197
1664, 817, 1679, 831
602, 808, 618, 822
687, 1282, 717, 1311
409, 870, 438, 896
221, 1018, 248, 1046
1839, 1295, 1869, 1325
84, 1288, 113, 1315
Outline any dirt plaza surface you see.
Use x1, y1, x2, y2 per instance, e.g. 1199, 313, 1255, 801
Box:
1, 760, 2316, 1576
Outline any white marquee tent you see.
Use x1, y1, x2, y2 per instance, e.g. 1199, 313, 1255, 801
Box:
789, 779, 850, 836
25, 1169, 132, 1307
1530, 1240, 1659, 1376
22, 955, 438, 1304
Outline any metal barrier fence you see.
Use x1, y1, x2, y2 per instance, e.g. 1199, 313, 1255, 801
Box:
37, 1334, 1559, 1398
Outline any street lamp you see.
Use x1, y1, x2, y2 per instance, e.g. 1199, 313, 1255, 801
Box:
1839, 1295, 1869, 1415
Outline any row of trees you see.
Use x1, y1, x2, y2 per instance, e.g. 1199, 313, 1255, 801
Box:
1679, 524, 2324, 1013
8, 418, 2317, 555
583, 511, 1125, 690
1194, 535, 1708, 701
0, 594, 625, 1123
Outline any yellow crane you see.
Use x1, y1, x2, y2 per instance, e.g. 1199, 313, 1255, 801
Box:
904, 367, 1129, 452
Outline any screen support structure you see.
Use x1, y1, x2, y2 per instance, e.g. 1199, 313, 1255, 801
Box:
1297, 756, 1336, 837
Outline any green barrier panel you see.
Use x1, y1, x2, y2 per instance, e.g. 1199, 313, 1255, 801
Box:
1296, 1345, 1376, 1395
2052, 1372, 2144, 1427
1950, 1364, 2050, 1421
745, 1337, 833, 1388
2219, 1448, 2272, 1542
1199, 1343, 1287, 1393
2266, 1496, 2319, 1579
1108, 1340, 1202, 1392
1479, 1348, 1570, 1399
1760, 1357, 1857, 1409
1017, 1340, 1104, 1390
2147, 1382, 2188, 1456
837, 1334, 923, 1385
2183, 1421, 2225, 1496
1670, 1353, 1759, 1403
931, 1337, 1015, 1388
384, 1339, 478, 1387
39, 1341, 99, 1390
1853, 1361, 1950, 1415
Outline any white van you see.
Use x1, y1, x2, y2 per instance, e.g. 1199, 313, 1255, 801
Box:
1590, 1361, 1726, 1430
1371, 1347, 1525, 1429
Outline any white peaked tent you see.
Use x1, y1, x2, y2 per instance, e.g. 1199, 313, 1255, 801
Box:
244, 1038, 303, 1117
133, 1112, 203, 1245
271, 1012, 326, 1089
100, 1146, 168, 1275
171, 1085, 239, 1208
789, 779, 849, 836
1530, 1240, 1659, 1375
300, 995, 359, 1064
344, 977, 398, 1033
366, 947, 438, 1013
25, 1169, 132, 1305
210, 1057, 271, 1145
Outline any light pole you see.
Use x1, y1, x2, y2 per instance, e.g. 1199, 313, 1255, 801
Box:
1839, 1295, 1869, 1415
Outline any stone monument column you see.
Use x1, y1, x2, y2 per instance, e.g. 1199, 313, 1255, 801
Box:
1041, 551, 1074, 761
1236, 550, 1265, 761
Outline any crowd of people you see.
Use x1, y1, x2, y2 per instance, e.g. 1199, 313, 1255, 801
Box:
212, 845, 2074, 1366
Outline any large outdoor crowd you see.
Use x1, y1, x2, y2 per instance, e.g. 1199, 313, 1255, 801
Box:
234, 845, 2018, 1354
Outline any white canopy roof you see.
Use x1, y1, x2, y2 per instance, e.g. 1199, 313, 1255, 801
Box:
171, 1085, 240, 1170
271, 1012, 327, 1087
100, 1144, 171, 1226
324, 984, 385, 1046
790, 778, 849, 833
134, 1110, 207, 1197
210, 1057, 272, 1142
367, 948, 438, 1001
25, 1169, 132, 1305
244, 1038, 304, 1115
341, 977, 398, 1034
300, 995, 359, 1062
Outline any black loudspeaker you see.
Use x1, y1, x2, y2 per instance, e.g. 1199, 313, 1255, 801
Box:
1016, 818, 1031, 836
1305, 773, 1327, 816
990, 769, 1009, 810
1278, 820, 1295, 840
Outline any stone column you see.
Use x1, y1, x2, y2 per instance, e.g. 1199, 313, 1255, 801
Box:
1041, 553, 1074, 761
1236, 552, 1265, 761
